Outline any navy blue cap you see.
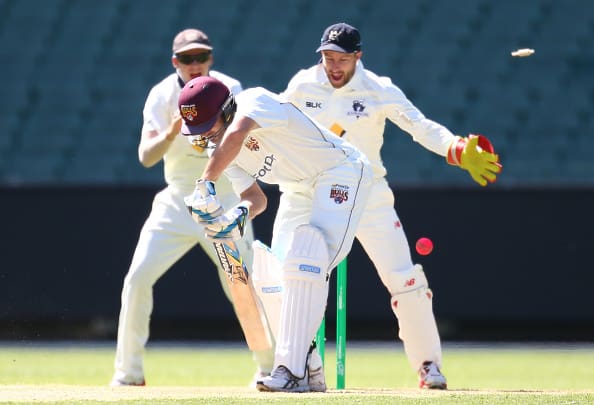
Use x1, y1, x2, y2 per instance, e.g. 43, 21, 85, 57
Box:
316, 23, 361, 53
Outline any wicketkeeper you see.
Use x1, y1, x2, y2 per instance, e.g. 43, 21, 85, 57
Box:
279, 22, 503, 389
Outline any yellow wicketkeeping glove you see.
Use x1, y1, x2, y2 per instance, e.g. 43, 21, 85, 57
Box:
447, 134, 502, 186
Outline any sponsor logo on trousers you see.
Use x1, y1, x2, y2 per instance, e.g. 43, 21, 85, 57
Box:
299, 264, 321, 274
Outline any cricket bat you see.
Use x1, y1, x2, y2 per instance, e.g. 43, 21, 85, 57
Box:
213, 240, 273, 351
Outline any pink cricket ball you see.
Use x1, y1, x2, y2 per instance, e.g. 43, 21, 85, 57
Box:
416, 237, 434, 256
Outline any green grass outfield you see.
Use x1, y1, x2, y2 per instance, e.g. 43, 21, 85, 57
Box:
1, 341, 593, 404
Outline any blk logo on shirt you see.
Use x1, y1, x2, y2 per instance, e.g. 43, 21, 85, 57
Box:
305, 101, 322, 109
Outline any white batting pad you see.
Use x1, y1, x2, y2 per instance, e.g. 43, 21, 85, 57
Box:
251, 240, 283, 340
390, 264, 442, 371
274, 225, 330, 378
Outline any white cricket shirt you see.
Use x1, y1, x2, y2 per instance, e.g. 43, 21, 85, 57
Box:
281, 62, 456, 179
224, 87, 364, 195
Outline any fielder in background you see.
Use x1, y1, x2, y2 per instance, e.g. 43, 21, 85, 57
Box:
111, 28, 274, 387
180, 76, 373, 392
280, 22, 502, 389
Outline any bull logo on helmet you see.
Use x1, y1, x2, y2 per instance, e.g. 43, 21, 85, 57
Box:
180, 104, 198, 122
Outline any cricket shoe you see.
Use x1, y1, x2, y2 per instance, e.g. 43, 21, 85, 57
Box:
256, 365, 310, 392
109, 378, 146, 387
418, 361, 447, 389
307, 347, 326, 392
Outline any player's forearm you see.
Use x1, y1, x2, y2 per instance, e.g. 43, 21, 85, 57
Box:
405, 118, 456, 157
138, 116, 182, 167
201, 145, 239, 182
202, 127, 248, 181
138, 130, 175, 167
239, 182, 268, 219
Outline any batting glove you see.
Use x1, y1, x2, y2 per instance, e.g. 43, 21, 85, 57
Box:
184, 179, 224, 225
447, 134, 502, 186
205, 204, 249, 241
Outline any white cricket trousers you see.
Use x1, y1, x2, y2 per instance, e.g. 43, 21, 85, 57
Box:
271, 156, 372, 267
113, 185, 254, 382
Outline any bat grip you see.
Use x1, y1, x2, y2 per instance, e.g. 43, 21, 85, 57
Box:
195, 179, 210, 198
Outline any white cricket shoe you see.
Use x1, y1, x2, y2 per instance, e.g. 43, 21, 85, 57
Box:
307, 347, 326, 392
256, 365, 310, 392
418, 361, 447, 389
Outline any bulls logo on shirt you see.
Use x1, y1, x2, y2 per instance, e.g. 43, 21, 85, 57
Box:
329, 184, 349, 204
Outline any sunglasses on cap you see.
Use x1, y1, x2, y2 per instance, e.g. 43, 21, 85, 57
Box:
175, 52, 211, 65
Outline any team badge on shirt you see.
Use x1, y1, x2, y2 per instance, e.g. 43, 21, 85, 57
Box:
347, 99, 368, 119
245, 136, 260, 151
330, 184, 349, 204
180, 104, 198, 121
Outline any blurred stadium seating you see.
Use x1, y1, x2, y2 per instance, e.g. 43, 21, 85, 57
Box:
0, 0, 592, 186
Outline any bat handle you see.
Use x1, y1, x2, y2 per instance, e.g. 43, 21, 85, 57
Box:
195, 179, 211, 197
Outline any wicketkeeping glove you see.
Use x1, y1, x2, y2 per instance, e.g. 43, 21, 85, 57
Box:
184, 179, 224, 225
447, 134, 502, 186
204, 204, 249, 241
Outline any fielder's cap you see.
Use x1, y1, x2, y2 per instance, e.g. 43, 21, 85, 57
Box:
172, 28, 213, 54
179, 76, 229, 135
316, 22, 361, 53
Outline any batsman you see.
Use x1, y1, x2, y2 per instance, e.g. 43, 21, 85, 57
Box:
180, 75, 373, 392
